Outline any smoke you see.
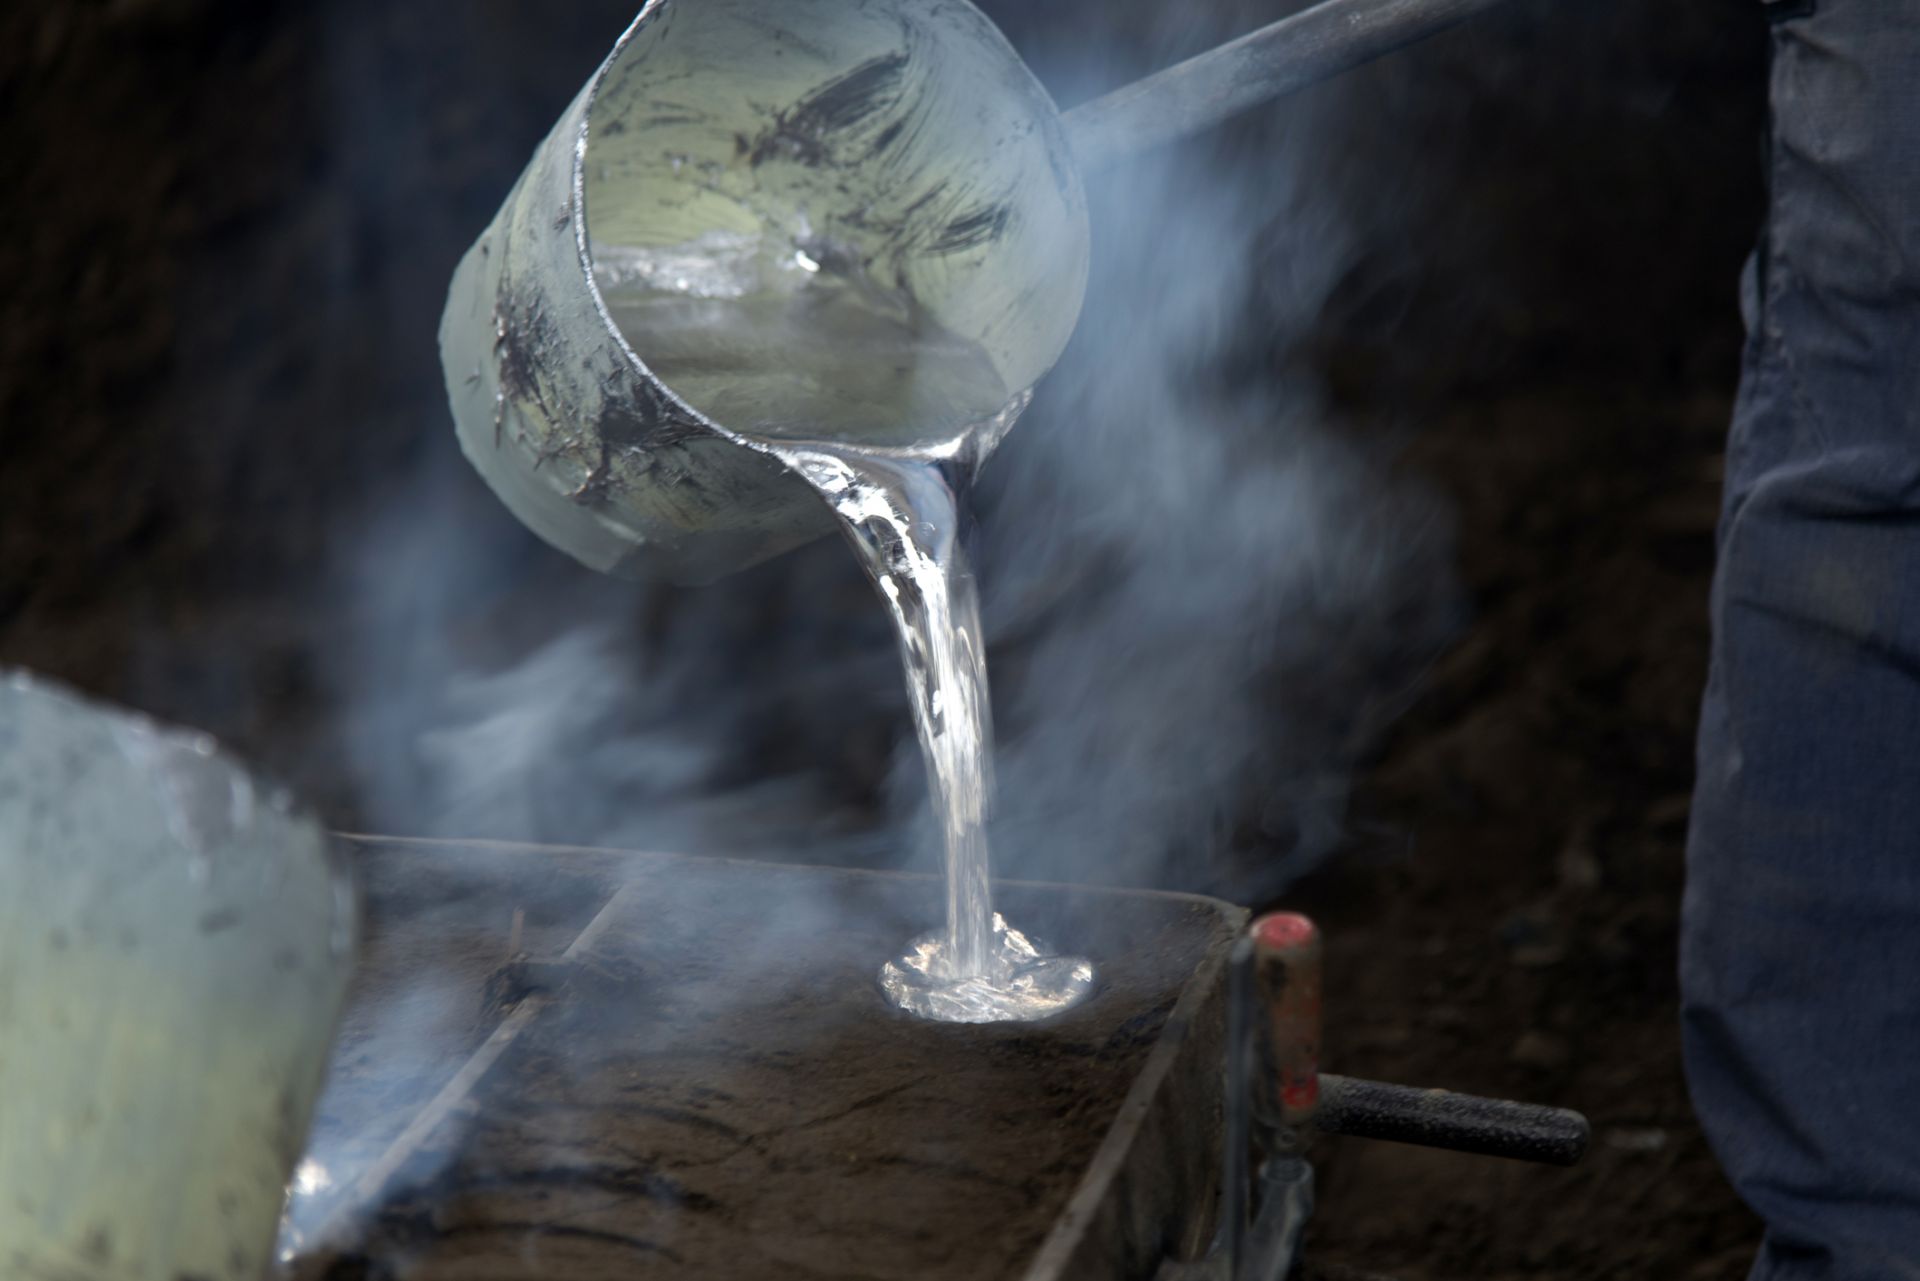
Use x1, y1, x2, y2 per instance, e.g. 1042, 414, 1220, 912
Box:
973, 20, 1458, 896
328, 455, 907, 863
319, 0, 1458, 906
278, 0, 1466, 1256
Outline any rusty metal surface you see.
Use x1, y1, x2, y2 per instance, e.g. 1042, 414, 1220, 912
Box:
286, 838, 1242, 1280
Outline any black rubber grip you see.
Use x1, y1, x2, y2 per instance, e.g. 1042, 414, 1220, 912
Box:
1312, 1073, 1590, 1166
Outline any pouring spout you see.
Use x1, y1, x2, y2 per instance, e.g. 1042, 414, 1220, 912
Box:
1061, 0, 1519, 171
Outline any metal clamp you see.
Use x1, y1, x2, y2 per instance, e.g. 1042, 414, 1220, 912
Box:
1188, 912, 1593, 1281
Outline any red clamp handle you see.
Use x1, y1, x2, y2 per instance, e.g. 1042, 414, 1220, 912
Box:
1251, 911, 1323, 1126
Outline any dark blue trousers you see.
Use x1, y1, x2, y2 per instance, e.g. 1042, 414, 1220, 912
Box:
1684, 3, 1920, 1277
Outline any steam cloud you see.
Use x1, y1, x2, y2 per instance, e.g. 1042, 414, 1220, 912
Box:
279, 0, 1465, 1253
325, 0, 1459, 906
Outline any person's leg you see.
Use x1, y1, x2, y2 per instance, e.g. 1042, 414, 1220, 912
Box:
1684, 3, 1920, 1277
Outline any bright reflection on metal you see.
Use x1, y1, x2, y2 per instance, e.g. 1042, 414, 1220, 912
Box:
277, 1158, 334, 1262
880, 912, 1096, 1024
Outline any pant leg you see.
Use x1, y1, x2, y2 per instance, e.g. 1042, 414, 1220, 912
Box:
1684, 3, 1920, 1278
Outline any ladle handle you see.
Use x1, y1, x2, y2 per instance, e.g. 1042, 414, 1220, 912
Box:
1061, 0, 1518, 171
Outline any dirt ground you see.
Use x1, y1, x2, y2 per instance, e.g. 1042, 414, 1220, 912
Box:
1293, 384, 1759, 1278
2, 0, 1768, 1276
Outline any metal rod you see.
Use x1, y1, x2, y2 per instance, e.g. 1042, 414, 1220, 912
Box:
1240, 1156, 1314, 1281
1062, 0, 1517, 171
1312, 1073, 1591, 1166
1224, 936, 1255, 1278
306, 884, 640, 1249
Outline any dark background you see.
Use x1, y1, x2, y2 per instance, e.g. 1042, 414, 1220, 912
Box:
2, 0, 1767, 1274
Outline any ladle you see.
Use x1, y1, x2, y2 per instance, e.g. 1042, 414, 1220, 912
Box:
441, 0, 1512, 582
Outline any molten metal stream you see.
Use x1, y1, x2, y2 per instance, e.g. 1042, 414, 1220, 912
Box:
597, 235, 1094, 1022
